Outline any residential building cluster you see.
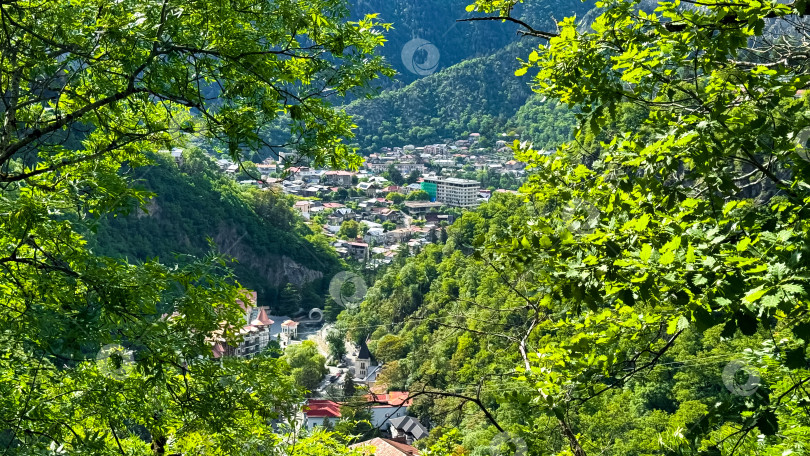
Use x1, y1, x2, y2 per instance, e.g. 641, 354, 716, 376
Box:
177, 134, 526, 268
299, 342, 427, 453
204, 290, 303, 358
303, 392, 426, 454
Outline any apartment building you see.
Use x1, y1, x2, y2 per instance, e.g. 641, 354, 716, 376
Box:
421, 177, 480, 208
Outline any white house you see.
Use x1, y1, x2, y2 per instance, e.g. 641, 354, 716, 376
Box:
302, 400, 341, 429
364, 392, 412, 428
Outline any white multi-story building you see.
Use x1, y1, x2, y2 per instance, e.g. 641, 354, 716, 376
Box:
423, 177, 480, 208
209, 290, 274, 359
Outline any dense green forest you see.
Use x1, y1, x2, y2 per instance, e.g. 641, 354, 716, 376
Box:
91, 149, 341, 312
339, 193, 786, 454
334, 0, 810, 452
0, 0, 390, 453
347, 43, 579, 152
347, 0, 591, 87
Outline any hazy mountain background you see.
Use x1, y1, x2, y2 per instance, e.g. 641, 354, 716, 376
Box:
345, 0, 593, 152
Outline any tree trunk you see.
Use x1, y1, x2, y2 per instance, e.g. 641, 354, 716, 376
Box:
558, 418, 587, 456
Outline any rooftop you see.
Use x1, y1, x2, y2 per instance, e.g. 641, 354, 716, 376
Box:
351, 438, 420, 456
441, 177, 480, 185
390, 416, 429, 440
304, 399, 341, 418
404, 201, 442, 208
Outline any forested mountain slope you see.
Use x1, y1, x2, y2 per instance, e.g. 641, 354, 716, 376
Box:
343, 0, 592, 153
91, 150, 341, 310
337, 194, 784, 454
347, 44, 579, 152
348, 0, 591, 87
347, 42, 538, 151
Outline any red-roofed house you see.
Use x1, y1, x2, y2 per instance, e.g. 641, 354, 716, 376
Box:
346, 242, 369, 261
351, 438, 420, 456
383, 185, 403, 194
303, 392, 413, 430
279, 320, 299, 348
303, 399, 342, 429
364, 392, 412, 427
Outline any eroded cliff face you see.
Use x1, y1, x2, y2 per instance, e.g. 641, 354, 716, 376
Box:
213, 224, 324, 287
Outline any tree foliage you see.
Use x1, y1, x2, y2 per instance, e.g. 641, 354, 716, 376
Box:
0, 0, 390, 453
284, 341, 328, 392
406, 190, 431, 201
343, 0, 810, 449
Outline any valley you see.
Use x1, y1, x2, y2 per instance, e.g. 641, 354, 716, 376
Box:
2, 0, 810, 455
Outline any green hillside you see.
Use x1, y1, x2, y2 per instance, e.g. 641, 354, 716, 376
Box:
91, 149, 341, 311
348, 0, 592, 87
347, 43, 584, 153
348, 42, 570, 152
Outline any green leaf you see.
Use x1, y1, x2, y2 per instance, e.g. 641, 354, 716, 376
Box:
635, 214, 650, 232
640, 244, 653, 262
745, 286, 769, 303
756, 410, 779, 436
693, 306, 717, 332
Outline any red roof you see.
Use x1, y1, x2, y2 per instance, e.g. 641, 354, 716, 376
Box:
251, 307, 273, 326
305, 400, 342, 418
323, 203, 345, 209
364, 391, 413, 408
236, 290, 258, 311
351, 438, 420, 456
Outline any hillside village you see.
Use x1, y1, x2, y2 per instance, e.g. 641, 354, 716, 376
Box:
198, 133, 531, 269
188, 135, 533, 452
207, 288, 427, 453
